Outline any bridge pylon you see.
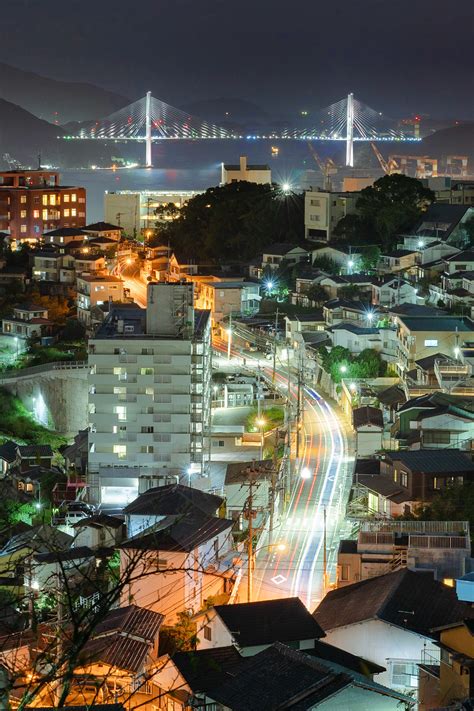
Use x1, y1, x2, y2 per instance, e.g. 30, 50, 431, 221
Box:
145, 91, 152, 167
345, 92, 354, 167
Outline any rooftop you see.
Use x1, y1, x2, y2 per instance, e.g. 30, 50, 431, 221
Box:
43, 228, 86, 237
84, 221, 122, 231
352, 406, 384, 429
121, 511, 233, 552
212, 597, 325, 647
171, 646, 243, 693
385, 449, 473, 473
314, 569, 474, 636
398, 315, 474, 332
262, 242, 307, 255
124, 483, 223, 517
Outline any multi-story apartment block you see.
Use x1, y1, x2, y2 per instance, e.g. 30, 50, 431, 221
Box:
304, 188, 359, 241
88, 282, 211, 505
0, 170, 86, 243
77, 274, 124, 326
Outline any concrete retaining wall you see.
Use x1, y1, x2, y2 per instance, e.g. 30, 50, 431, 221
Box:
0, 362, 88, 436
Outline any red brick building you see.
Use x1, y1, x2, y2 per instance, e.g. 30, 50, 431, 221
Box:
0, 170, 86, 242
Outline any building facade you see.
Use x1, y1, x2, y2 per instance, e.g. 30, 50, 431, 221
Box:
221, 156, 271, 185
304, 189, 359, 241
88, 283, 211, 505
0, 170, 86, 242
104, 190, 200, 238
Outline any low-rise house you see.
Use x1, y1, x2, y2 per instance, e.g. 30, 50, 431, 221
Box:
75, 605, 163, 702
392, 391, 474, 450
2, 304, 52, 339
207, 642, 412, 710
43, 227, 86, 247
73, 254, 106, 276
401, 203, 474, 249
223, 381, 254, 408
337, 520, 471, 588
120, 510, 235, 622
195, 597, 326, 655
196, 280, 260, 323
62, 429, 88, 474
18, 444, 53, 471
72, 514, 124, 549
314, 568, 474, 693
372, 276, 418, 307
76, 274, 124, 326
395, 314, 474, 370
32, 250, 75, 282
418, 619, 474, 710
0, 440, 20, 475
84, 221, 123, 242
261, 243, 310, 270
123, 484, 224, 538
323, 299, 374, 326
352, 406, 384, 456
285, 311, 325, 346
329, 322, 397, 362
378, 249, 418, 275
444, 248, 474, 274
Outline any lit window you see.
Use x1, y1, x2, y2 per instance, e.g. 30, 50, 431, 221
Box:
20, 195, 27, 204
114, 405, 126, 421
140, 367, 154, 375
49, 195, 56, 206
64, 209, 70, 217
71, 194, 77, 202
424, 339, 438, 347
20, 210, 27, 218
42, 195, 48, 206
64, 194, 70, 203
20, 225, 27, 233
71, 208, 77, 217
113, 387, 126, 394
113, 444, 126, 459
145, 387, 154, 395
42, 209, 48, 220
33, 210, 40, 219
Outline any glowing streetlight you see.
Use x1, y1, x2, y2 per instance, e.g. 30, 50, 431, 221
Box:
339, 364, 347, 374
282, 182, 291, 194
417, 239, 424, 249
349, 382, 357, 392
366, 311, 375, 323
126, 257, 132, 265
454, 346, 460, 359
266, 280, 274, 293
301, 467, 311, 479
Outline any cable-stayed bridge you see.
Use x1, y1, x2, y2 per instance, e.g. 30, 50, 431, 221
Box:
63, 92, 420, 168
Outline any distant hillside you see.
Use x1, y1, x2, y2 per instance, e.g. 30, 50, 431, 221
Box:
0, 62, 129, 124
420, 123, 474, 164
0, 97, 65, 167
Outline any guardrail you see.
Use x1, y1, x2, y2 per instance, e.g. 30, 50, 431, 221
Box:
0, 360, 87, 380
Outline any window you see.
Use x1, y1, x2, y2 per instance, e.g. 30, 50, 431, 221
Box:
20, 225, 27, 233
401, 471, 408, 488
203, 625, 212, 641
33, 210, 40, 218
393, 470, 398, 483
145, 387, 154, 395
156, 375, 171, 383
389, 660, 419, 688
42, 195, 48, 206
310, 215, 320, 222
155, 434, 171, 442
141, 426, 154, 433
310, 199, 320, 206
340, 564, 350, 581
20, 195, 27, 204
114, 405, 126, 421
141, 347, 154, 355
64, 194, 70, 202
151, 557, 168, 570
141, 445, 154, 454
71, 193, 77, 202
433, 477, 442, 490
113, 367, 127, 380
20, 210, 27, 218
113, 386, 126, 395
113, 444, 126, 459
71, 208, 77, 217
140, 367, 154, 375
63, 209, 70, 217
42, 209, 48, 220
424, 339, 438, 347
49, 195, 57, 206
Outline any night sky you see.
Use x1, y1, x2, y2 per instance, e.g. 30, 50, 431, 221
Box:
2, 0, 474, 118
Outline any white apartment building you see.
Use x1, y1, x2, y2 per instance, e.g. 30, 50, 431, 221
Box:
304, 188, 359, 241
221, 156, 271, 185
77, 274, 124, 326
88, 283, 211, 505
104, 190, 200, 238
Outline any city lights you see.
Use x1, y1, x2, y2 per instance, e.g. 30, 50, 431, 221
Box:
301, 467, 311, 479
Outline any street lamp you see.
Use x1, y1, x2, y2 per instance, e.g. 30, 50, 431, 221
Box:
339, 364, 347, 374
187, 466, 193, 488
366, 311, 375, 323
256, 417, 266, 459
301, 467, 311, 479
282, 182, 291, 194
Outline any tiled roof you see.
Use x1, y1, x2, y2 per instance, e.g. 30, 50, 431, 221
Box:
262, 242, 306, 255
18, 444, 53, 458
0, 439, 18, 462
93, 604, 163, 643
213, 597, 325, 647
385, 449, 473, 473
352, 406, 384, 429
172, 646, 243, 692
314, 569, 474, 636
121, 511, 233, 552
124, 484, 223, 516
84, 222, 122, 231
80, 634, 151, 673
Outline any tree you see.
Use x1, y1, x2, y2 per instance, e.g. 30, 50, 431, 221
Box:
409, 482, 474, 534
154, 202, 180, 223
334, 174, 434, 250
306, 283, 329, 305
156, 181, 305, 262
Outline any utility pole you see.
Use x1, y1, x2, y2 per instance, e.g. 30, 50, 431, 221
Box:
244, 468, 259, 603
323, 507, 328, 596
272, 307, 279, 384
269, 429, 279, 545
296, 348, 304, 460
257, 362, 262, 419
227, 312, 232, 360
345, 92, 354, 168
